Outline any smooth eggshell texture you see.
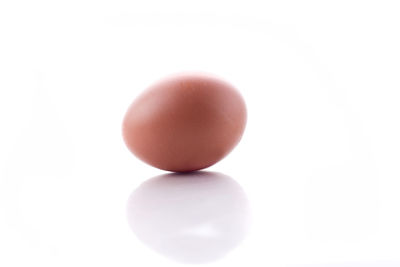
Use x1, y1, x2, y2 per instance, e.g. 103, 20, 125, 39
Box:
122, 73, 247, 172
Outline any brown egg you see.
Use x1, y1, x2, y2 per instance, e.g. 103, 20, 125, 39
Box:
122, 73, 247, 172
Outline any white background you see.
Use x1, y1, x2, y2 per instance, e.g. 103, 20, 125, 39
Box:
1, 0, 400, 266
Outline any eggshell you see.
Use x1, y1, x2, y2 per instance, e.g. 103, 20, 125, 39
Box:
122, 73, 246, 172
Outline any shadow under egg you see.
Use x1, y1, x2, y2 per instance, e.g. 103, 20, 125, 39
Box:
126, 171, 250, 264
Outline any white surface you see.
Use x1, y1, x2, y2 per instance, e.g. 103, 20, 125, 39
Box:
1, 1, 400, 266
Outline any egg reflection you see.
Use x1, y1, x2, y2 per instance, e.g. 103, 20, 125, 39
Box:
126, 172, 250, 264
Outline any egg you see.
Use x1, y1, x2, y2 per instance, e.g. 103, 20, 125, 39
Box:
122, 73, 247, 172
